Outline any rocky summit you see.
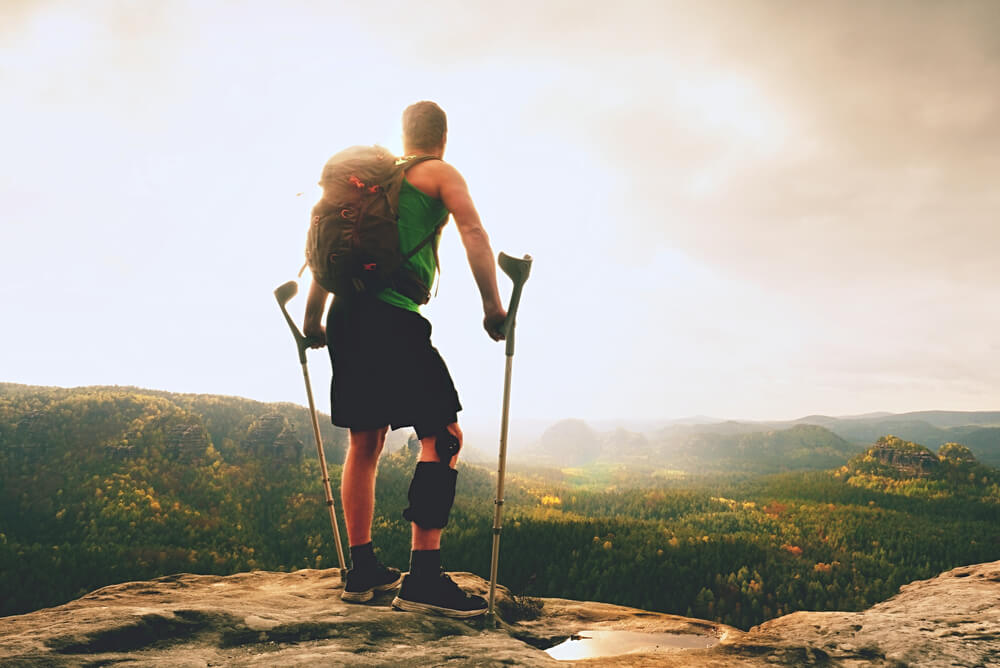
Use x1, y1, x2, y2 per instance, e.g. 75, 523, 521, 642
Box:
2, 562, 999, 666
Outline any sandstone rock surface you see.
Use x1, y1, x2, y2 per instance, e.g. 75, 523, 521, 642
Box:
733, 560, 1000, 667
1, 562, 998, 666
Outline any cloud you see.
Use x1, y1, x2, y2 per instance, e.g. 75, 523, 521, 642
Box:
548, 1, 1000, 292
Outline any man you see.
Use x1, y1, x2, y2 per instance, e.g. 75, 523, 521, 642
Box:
302, 101, 507, 617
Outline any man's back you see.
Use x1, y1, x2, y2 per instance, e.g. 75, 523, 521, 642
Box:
376, 162, 450, 313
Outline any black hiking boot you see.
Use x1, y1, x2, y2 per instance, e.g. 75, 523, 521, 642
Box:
341, 561, 403, 603
391, 570, 488, 618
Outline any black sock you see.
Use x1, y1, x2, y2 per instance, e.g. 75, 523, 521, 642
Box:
350, 542, 377, 571
410, 549, 441, 577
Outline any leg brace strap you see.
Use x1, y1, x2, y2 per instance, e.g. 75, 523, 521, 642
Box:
434, 427, 461, 463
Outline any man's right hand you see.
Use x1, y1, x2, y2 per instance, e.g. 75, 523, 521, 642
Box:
303, 279, 330, 349
303, 321, 326, 349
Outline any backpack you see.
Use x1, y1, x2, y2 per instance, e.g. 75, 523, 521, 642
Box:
304, 145, 441, 303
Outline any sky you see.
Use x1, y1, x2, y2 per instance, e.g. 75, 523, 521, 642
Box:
3, 0, 1000, 433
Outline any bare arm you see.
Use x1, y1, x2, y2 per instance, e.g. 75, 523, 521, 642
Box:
438, 164, 506, 340
302, 278, 330, 348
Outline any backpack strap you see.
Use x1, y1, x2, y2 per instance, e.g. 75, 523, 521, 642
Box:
392, 155, 447, 303
393, 215, 448, 303
401, 219, 446, 263
400, 154, 440, 171
397, 154, 444, 263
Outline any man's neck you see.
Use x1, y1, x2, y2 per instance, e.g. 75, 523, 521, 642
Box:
404, 145, 444, 159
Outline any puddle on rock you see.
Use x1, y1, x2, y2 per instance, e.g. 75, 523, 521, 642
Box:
544, 629, 718, 661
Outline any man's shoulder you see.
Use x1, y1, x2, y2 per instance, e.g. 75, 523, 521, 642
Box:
404, 159, 463, 198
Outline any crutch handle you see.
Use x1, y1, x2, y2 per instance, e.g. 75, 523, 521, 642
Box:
498, 252, 532, 356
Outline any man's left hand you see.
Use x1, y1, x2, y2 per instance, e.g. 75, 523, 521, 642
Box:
483, 309, 506, 341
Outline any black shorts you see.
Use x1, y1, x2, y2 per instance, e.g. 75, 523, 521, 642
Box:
326, 296, 461, 439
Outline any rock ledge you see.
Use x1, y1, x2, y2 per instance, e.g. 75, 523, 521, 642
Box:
2, 562, 999, 666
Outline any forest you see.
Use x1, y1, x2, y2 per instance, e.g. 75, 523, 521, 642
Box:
2, 384, 999, 631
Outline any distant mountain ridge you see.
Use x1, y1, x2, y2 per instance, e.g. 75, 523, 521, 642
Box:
6, 383, 999, 470
523, 409, 1000, 473
797, 412, 1000, 467
524, 420, 864, 474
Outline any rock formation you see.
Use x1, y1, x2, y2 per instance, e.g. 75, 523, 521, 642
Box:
7, 409, 49, 457
865, 436, 941, 478
2, 561, 999, 666
870, 445, 939, 477
243, 414, 303, 461
106, 444, 137, 461
166, 424, 210, 457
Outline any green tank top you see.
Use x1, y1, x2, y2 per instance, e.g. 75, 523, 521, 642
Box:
377, 178, 449, 312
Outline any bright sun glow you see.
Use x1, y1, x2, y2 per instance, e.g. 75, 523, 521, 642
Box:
19, 7, 100, 69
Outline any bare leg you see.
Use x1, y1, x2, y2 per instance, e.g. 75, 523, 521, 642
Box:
411, 422, 462, 550
342, 426, 388, 547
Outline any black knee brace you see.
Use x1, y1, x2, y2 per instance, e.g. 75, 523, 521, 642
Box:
434, 427, 461, 463
402, 461, 457, 529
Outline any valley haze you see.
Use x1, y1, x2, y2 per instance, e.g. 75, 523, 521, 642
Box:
13, 382, 998, 472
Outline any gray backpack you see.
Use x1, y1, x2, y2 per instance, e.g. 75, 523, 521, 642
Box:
304, 145, 440, 303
